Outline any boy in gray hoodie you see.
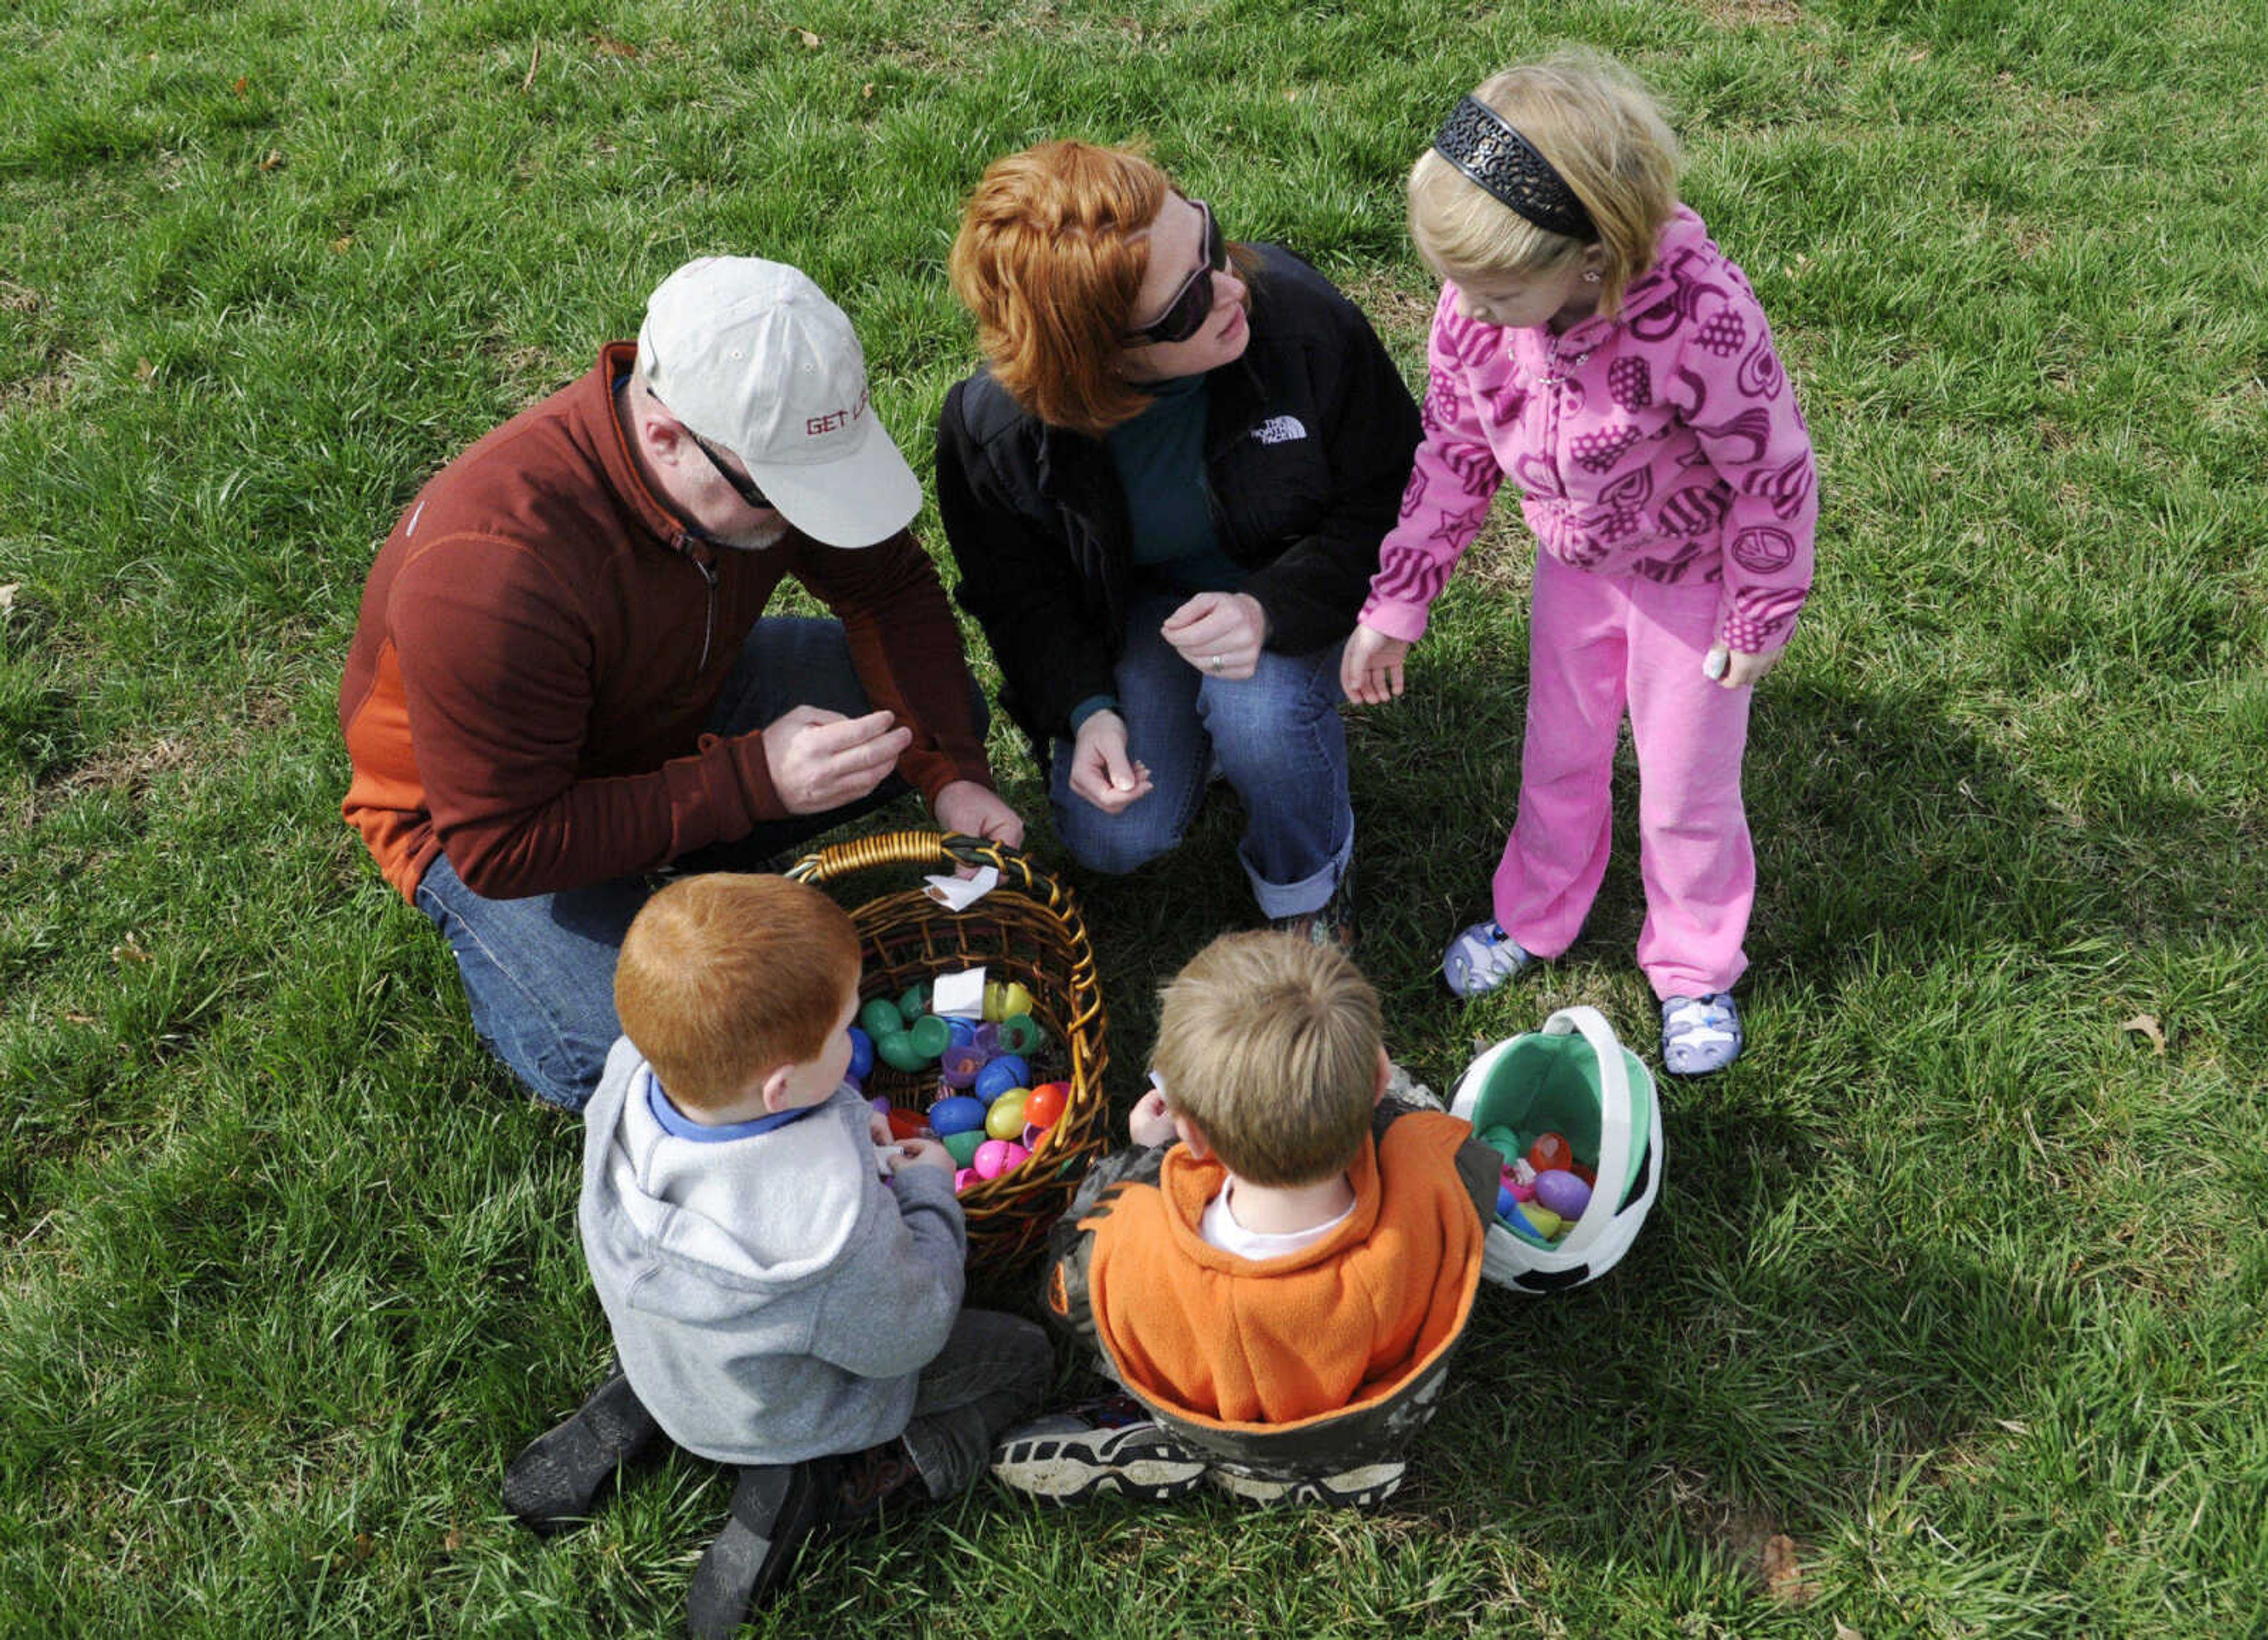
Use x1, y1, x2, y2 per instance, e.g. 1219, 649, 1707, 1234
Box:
503, 873, 1051, 1635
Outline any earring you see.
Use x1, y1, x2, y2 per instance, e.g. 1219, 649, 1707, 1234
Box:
1582, 270, 1602, 284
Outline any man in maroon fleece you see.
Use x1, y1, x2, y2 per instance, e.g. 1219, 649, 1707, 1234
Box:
341, 257, 1020, 1110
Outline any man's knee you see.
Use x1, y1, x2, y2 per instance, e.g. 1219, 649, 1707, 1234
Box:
1054, 805, 1185, 875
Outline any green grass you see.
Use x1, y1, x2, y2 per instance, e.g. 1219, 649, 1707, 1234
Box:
4, 0, 2265, 1633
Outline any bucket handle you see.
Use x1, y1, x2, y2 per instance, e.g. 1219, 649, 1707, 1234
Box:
1540, 1006, 1633, 1258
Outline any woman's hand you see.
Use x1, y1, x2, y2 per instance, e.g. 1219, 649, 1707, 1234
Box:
1703, 644, 1783, 690
1065, 710, 1153, 814
1340, 622, 1412, 705
1161, 591, 1267, 680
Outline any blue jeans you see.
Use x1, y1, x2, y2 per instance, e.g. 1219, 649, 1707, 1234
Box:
1050, 592, 1353, 918
415, 618, 964, 1110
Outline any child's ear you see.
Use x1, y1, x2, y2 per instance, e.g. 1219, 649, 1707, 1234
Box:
759, 1065, 798, 1114
1373, 1045, 1393, 1107
1172, 1111, 1212, 1160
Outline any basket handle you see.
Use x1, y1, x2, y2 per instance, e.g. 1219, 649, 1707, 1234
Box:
784, 829, 1074, 913
1539, 1005, 1634, 1258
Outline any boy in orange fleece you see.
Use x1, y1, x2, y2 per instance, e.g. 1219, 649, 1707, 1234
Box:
992, 931, 1500, 1506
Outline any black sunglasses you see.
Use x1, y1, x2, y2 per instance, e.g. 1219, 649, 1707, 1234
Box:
1125, 200, 1230, 346
691, 433, 773, 511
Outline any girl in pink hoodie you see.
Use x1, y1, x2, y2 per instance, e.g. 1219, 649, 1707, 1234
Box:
1341, 54, 1816, 1075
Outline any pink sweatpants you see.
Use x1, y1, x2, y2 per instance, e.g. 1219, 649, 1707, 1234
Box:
1493, 551, 1755, 1000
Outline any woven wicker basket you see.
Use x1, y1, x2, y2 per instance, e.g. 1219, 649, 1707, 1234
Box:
786, 829, 1111, 1277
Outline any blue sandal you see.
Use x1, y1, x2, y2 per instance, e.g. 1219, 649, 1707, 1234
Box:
1660, 992, 1742, 1075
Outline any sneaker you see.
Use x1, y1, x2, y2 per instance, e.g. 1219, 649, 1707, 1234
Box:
686, 1461, 831, 1639
502, 1369, 671, 1537
1441, 920, 1533, 997
991, 1397, 1206, 1504
1660, 992, 1742, 1075
1271, 861, 1357, 953
1206, 1459, 1407, 1509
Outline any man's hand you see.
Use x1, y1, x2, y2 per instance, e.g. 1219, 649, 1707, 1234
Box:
1340, 622, 1412, 705
760, 705, 912, 815
894, 1137, 954, 1174
1704, 644, 1783, 690
1161, 591, 1268, 680
933, 780, 1025, 849
1128, 1085, 1176, 1148
1065, 710, 1152, 816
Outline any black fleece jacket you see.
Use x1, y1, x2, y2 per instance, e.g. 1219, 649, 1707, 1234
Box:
936, 244, 1422, 754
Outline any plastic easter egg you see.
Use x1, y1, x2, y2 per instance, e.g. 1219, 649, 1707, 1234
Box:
1572, 1161, 1596, 1187
981, 980, 1006, 1023
939, 1044, 987, 1088
941, 1127, 984, 1168
1526, 1132, 1574, 1173
1021, 1123, 1050, 1150
1507, 1175, 1537, 1203
984, 1090, 1030, 1140
870, 1095, 892, 1119
1023, 1082, 1069, 1130
1479, 1124, 1523, 1159
1001, 1142, 1031, 1171
875, 1031, 926, 1072
897, 982, 931, 1023
907, 1015, 951, 1058
972, 1138, 1013, 1179
945, 1017, 977, 1048
1513, 1202, 1563, 1239
859, 998, 905, 1039
974, 1055, 1031, 1102
997, 1014, 1045, 1057
885, 1106, 927, 1143
928, 1095, 987, 1137
1495, 1183, 1519, 1220
953, 1167, 979, 1194
846, 1026, 875, 1081
998, 982, 1033, 1020
1534, 1168, 1591, 1220
972, 1023, 1001, 1056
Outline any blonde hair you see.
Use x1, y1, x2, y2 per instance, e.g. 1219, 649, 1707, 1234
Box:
1149, 932, 1381, 1188
614, 874, 861, 1113
1408, 51, 1680, 319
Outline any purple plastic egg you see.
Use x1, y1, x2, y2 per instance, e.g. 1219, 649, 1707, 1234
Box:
1533, 1168, 1591, 1220
939, 1044, 987, 1088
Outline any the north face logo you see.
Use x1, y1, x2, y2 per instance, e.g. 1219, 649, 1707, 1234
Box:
1252, 415, 1308, 446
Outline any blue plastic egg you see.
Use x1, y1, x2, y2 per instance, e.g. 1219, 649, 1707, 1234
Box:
929, 1095, 987, 1137
974, 1055, 1031, 1102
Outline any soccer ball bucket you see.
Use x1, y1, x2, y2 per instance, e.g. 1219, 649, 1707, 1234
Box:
1449, 1005, 1662, 1293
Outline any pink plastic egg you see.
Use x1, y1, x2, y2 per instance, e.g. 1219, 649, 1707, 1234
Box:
953, 1167, 979, 1193
972, 1139, 1013, 1179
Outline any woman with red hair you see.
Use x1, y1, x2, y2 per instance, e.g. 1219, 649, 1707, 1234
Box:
938, 142, 1420, 948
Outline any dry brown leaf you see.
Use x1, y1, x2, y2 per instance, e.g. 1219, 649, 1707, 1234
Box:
861, 81, 874, 97
520, 40, 541, 92
797, 27, 822, 47
112, 941, 152, 965
330, 235, 353, 254
1834, 1623, 1866, 1640
2120, 1013, 2165, 1054
65, 1012, 97, 1026
258, 148, 284, 171
591, 32, 638, 57
231, 75, 249, 97
442, 1527, 464, 1551
0, 582, 17, 609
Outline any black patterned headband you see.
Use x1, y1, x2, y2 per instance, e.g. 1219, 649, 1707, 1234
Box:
1432, 95, 1597, 242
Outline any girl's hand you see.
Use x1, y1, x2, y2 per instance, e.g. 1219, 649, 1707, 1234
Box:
1161, 592, 1268, 680
1705, 644, 1782, 690
1340, 623, 1412, 705
1066, 710, 1152, 814
1128, 1085, 1177, 1148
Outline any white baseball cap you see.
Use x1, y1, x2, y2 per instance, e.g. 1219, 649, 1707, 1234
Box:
637, 257, 921, 548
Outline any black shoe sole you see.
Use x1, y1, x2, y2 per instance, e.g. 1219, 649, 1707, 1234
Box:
686, 1462, 829, 1638
502, 1373, 669, 1537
